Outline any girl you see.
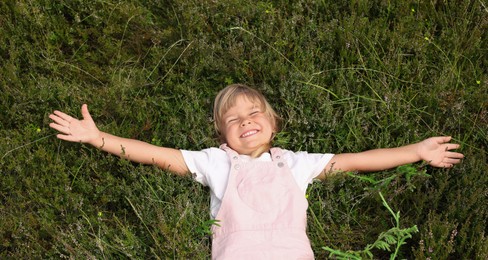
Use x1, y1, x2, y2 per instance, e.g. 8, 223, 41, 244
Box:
49, 84, 464, 259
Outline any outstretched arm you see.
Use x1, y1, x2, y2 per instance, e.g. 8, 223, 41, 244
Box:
49, 104, 189, 175
317, 136, 464, 180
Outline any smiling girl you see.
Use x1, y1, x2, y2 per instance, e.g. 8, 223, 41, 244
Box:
49, 84, 464, 259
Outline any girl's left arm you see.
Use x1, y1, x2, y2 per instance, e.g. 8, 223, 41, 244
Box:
317, 136, 464, 180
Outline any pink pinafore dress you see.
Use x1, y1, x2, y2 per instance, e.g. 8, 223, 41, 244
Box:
211, 144, 314, 259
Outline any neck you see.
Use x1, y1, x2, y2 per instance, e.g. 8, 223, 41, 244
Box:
250, 143, 272, 158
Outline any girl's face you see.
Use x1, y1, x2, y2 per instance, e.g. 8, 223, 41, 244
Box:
221, 95, 275, 155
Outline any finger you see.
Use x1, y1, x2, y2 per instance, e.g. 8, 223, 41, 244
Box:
49, 122, 70, 134
443, 163, 453, 168
443, 158, 462, 165
433, 136, 451, 144
53, 110, 75, 123
444, 143, 461, 151
81, 104, 93, 121
446, 151, 464, 159
49, 114, 70, 127
56, 133, 81, 143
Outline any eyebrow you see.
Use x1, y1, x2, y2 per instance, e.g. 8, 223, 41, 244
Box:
224, 97, 263, 114
250, 101, 264, 111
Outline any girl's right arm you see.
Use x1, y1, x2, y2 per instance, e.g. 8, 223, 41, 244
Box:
49, 104, 189, 175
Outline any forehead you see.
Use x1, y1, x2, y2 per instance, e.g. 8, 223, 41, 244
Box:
222, 94, 263, 116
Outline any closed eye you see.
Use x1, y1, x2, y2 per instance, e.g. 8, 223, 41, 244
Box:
250, 110, 261, 116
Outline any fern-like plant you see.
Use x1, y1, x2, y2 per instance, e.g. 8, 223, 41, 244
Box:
323, 192, 418, 259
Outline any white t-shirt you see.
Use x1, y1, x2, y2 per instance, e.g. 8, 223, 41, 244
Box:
181, 147, 334, 218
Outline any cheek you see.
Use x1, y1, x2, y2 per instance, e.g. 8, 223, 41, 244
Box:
222, 125, 235, 139
218, 125, 229, 141
262, 117, 275, 131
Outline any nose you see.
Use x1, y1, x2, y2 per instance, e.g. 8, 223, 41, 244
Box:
241, 120, 252, 127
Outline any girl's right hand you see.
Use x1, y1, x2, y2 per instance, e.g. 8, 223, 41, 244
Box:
49, 104, 100, 144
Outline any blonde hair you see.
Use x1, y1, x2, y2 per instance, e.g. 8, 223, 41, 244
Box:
213, 84, 281, 157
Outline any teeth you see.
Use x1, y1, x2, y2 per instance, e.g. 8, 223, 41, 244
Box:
241, 130, 258, 138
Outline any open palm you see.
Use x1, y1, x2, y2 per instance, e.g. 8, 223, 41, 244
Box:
49, 104, 100, 143
417, 136, 464, 168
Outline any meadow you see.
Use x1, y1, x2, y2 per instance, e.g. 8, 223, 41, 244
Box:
1, 0, 487, 259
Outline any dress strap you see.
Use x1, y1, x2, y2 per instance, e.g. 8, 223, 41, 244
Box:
219, 143, 240, 160
270, 147, 284, 161
270, 147, 288, 170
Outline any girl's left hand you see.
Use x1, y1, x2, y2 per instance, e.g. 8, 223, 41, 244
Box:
417, 136, 464, 168
49, 104, 100, 144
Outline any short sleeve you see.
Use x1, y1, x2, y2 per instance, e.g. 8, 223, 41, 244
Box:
180, 148, 230, 187
180, 148, 231, 218
284, 150, 334, 192
180, 149, 212, 186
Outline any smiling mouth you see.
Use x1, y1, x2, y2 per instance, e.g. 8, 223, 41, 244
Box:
240, 130, 258, 138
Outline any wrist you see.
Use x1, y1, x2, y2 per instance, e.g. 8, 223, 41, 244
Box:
413, 142, 424, 162
88, 131, 104, 148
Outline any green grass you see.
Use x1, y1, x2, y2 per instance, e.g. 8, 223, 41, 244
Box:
1, 0, 487, 259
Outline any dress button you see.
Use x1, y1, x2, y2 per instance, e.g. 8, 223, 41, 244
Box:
233, 156, 238, 160
276, 155, 281, 159
277, 162, 284, 168
234, 164, 240, 170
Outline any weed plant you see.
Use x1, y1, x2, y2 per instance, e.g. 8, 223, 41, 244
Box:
1, 0, 487, 259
